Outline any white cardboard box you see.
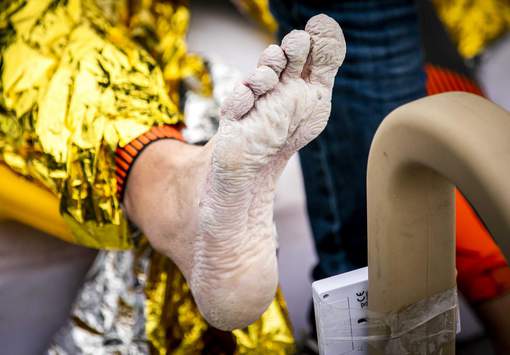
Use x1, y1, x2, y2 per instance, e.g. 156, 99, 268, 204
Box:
312, 267, 459, 355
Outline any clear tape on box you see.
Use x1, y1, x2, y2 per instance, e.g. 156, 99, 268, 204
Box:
314, 287, 458, 355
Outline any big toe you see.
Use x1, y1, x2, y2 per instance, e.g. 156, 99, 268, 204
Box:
305, 14, 346, 87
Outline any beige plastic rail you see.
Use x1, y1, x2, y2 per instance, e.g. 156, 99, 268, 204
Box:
367, 92, 510, 354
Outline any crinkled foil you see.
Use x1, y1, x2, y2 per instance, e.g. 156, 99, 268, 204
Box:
122, 0, 213, 100
433, 0, 510, 58
0, 0, 214, 249
49, 240, 295, 354
49, 239, 151, 355
0, 0, 182, 249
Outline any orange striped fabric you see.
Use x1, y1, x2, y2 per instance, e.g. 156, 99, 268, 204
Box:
425, 65, 510, 303
115, 125, 183, 199
426, 64, 483, 96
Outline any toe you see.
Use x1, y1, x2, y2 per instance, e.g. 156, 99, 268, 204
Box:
257, 44, 287, 77
243, 66, 279, 96
220, 83, 255, 120
305, 14, 346, 87
280, 30, 311, 79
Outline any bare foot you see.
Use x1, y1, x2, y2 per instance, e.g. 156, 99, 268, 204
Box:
126, 14, 345, 330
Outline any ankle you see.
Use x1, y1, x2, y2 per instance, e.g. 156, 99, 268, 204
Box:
124, 139, 212, 254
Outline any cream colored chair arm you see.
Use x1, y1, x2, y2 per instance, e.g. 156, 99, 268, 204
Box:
367, 92, 510, 354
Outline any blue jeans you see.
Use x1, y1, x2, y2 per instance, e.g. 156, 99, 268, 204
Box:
270, 0, 427, 280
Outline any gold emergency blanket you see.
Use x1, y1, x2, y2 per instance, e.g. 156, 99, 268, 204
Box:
433, 0, 510, 58
49, 240, 295, 354
1, 0, 294, 353
231, 0, 277, 33
0, 0, 183, 249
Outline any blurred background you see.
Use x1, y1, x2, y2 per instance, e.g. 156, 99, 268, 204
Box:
1, 0, 509, 354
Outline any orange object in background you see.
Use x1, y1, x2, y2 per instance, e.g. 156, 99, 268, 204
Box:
426, 64, 510, 303
456, 190, 510, 302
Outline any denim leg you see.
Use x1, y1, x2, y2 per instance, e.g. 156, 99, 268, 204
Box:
270, 0, 427, 280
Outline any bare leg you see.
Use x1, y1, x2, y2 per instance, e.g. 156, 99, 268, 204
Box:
124, 14, 346, 330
